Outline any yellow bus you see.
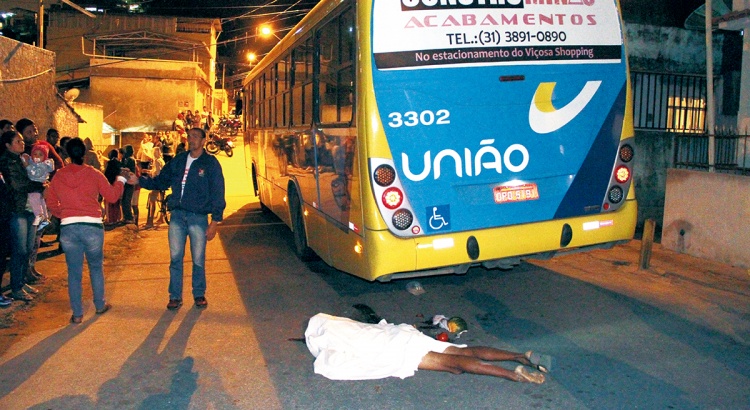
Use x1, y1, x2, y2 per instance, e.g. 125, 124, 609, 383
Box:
243, 0, 637, 281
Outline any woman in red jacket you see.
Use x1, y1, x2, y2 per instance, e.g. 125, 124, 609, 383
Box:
45, 138, 130, 324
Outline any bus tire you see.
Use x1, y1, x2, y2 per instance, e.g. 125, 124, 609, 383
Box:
289, 187, 315, 261
251, 166, 270, 213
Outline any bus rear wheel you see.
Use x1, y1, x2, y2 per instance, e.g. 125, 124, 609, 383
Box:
289, 188, 315, 261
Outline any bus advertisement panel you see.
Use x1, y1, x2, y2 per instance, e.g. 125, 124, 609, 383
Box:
368, 0, 634, 238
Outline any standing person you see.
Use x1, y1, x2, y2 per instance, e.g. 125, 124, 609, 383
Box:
58, 136, 71, 165
173, 113, 186, 138
0, 131, 44, 301
202, 106, 212, 131
144, 147, 165, 229
137, 128, 226, 310
120, 145, 138, 226
46, 129, 64, 161
161, 131, 175, 163
103, 149, 123, 226
137, 133, 154, 172
46, 137, 128, 324
16, 120, 62, 256
45, 129, 64, 242
0, 120, 14, 133
15, 119, 64, 171
83, 138, 102, 171
0, 167, 15, 306
184, 111, 194, 129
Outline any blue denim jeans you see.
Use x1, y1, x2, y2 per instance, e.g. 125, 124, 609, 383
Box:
8, 211, 35, 292
121, 184, 134, 221
168, 209, 208, 300
60, 223, 106, 317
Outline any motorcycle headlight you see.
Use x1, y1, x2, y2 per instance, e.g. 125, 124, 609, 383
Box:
228, 141, 234, 147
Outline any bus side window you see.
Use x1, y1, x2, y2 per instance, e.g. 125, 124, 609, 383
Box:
318, 6, 355, 124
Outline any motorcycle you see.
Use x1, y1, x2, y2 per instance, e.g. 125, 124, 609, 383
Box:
218, 115, 241, 136
205, 133, 234, 157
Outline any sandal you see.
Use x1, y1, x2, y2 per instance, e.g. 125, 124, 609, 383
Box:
70, 315, 83, 324
525, 351, 553, 373
515, 365, 545, 384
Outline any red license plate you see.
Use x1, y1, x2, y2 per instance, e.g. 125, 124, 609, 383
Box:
493, 183, 540, 204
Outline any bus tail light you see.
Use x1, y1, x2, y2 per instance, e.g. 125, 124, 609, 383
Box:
374, 164, 396, 186
369, 158, 422, 236
608, 186, 623, 204
601, 141, 634, 212
614, 165, 630, 183
392, 209, 414, 230
382, 187, 403, 209
619, 144, 634, 162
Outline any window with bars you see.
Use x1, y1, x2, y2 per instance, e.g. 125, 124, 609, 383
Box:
631, 72, 707, 133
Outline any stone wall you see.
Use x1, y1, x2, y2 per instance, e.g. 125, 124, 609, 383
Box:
0, 36, 78, 136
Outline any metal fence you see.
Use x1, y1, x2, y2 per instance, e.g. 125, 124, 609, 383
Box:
631, 71, 708, 132
673, 132, 750, 175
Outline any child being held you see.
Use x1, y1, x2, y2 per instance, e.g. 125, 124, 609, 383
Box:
22, 144, 55, 231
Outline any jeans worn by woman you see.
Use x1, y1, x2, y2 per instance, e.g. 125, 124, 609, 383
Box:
8, 211, 35, 293
59, 223, 107, 317
168, 208, 208, 300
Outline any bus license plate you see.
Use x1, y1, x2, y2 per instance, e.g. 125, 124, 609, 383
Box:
494, 183, 540, 204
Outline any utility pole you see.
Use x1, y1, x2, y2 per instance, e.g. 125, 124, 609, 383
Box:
706, 0, 716, 172
38, 0, 44, 48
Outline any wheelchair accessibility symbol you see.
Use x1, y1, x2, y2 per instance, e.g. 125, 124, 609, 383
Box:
426, 205, 450, 232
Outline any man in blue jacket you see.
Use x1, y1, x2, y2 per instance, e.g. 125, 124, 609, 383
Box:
137, 127, 226, 310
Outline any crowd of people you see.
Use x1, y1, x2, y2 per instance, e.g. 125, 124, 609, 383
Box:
173, 106, 213, 136
102, 131, 182, 229
0, 118, 221, 321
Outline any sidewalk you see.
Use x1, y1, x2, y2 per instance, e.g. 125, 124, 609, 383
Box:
530, 240, 750, 346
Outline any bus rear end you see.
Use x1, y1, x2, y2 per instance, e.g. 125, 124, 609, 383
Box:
361, 0, 636, 281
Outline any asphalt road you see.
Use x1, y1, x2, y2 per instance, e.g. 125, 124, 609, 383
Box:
0, 143, 748, 409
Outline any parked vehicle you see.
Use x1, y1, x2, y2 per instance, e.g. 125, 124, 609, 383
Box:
218, 115, 241, 136
205, 133, 234, 157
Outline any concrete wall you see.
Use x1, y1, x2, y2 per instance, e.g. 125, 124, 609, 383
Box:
625, 23, 724, 74
663, 169, 750, 268
87, 58, 210, 131
633, 131, 675, 227
71, 102, 104, 146
623, 23, 731, 231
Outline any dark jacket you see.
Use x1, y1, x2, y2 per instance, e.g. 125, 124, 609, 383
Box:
138, 151, 225, 222
103, 158, 122, 184
0, 150, 44, 213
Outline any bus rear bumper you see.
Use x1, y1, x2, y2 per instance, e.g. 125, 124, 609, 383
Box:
371, 199, 638, 282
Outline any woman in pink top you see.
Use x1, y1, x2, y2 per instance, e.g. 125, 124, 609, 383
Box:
45, 137, 130, 324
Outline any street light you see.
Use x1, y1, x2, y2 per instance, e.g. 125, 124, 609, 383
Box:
246, 52, 257, 63
258, 25, 281, 40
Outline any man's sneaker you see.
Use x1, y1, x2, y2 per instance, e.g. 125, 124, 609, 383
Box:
0, 295, 12, 307
11, 289, 34, 302
167, 299, 183, 310
194, 296, 208, 309
23, 284, 39, 294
